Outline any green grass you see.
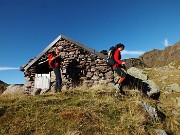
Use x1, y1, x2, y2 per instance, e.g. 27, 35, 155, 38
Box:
0, 85, 180, 135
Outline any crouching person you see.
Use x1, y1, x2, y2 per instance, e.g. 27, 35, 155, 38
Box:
113, 43, 126, 95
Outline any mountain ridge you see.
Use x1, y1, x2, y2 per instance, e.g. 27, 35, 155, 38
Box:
123, 41, 180, 68
138, 42, 180, 67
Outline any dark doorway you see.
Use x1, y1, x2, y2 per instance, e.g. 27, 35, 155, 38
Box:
35, 61, 52, 74
66, 59, 81, 87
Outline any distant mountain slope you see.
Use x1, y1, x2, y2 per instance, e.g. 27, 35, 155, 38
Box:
123, 58, 147, 69
0, 80, 8, 94
138, 42, 180, 67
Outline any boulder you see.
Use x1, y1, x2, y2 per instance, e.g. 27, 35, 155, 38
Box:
135, 101, 166, 121
171, 110, 180, 116
176, 97, 180, 107
31, 88, 42, 95
155, 129, 167, 135
145, 80, 160, 97
166, 83, 180, 93
40, 88, 49, 95
2, 84, 24, 95
127, 67, 160, 98
127, 67, 148, 80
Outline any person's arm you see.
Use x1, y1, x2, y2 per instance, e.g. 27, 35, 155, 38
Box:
51, 54, 61, 61
114, 50, 123, 65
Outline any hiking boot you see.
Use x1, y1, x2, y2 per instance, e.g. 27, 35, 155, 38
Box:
119, 90, 126, 95
119, 85, 126, 95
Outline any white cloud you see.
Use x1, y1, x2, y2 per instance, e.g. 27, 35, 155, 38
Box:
163, 38, 169, 47
121, 50, 145, 55
0, 67, 19, 71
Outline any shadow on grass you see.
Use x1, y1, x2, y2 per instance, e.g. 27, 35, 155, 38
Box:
123, 74, 160, 100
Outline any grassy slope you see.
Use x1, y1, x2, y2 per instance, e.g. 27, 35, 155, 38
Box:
0, 85, 180, 135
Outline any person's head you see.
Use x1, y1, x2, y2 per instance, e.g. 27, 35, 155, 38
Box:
116, 43, 125, 51
54, 48, 60, 54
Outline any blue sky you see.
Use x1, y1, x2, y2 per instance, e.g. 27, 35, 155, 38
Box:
0, 0, 180, 84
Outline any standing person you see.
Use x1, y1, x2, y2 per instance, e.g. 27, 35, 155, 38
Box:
48, 48, 63, 93
113, 43, 126, 95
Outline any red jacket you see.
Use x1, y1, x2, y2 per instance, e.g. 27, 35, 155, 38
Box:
113, 49, 123, 68
48, 53, 61, 69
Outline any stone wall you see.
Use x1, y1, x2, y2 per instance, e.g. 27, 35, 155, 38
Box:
24, 38, 113, 94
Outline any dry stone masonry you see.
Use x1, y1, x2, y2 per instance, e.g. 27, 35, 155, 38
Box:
22, 37, 113, 94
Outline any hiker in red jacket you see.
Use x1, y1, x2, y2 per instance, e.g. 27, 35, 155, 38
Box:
113, 43, 126, 95
48, 48, 63, 92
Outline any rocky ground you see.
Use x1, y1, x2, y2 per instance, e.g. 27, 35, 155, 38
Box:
145, 61, 180, 90
143, 61, 180, 113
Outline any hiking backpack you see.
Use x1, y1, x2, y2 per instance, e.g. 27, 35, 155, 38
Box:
47, 52, 55, 69
107, 46, 116, 66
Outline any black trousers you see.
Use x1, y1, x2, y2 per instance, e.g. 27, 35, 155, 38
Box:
113, 66, 126, 78
53, 66, 62, 92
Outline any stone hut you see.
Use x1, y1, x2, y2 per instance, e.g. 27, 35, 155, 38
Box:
20, 35, 113, 94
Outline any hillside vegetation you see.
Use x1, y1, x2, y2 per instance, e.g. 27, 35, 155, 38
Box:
0, 85, 180, 135
0, 80, 8, 94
